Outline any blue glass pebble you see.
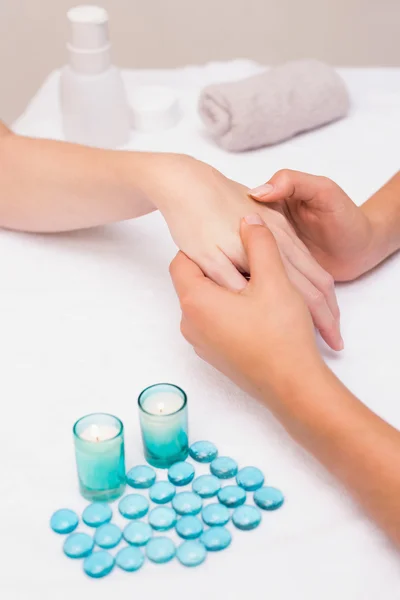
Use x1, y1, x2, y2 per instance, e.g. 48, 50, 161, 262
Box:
201, 526, 232, 551
82, 503, 112, 528
192, 474, 221, 498
218, 485, 246, 508
177, 540, 207, 567
50, 509, 79, 534
168, 461, 195, 486
149, 481, 176, 504
236, 466, 265, 491
232, 505, 261, 531
83, 550, 115, 578
254, 486, 285, 511
118, 494, 149, 519
189, 441, 218, 463
176, 515, 203, 540
126, 465, 156, 489
63, 532, 94, 558
123, 521, 152, 546
202, 503, 230, 527
172, 492, 202, 516
115, 546, 145, 572
94, 523, 122, 549
146, 537, 176, 564
210, 456, 238, 479
148, 506, 177, 531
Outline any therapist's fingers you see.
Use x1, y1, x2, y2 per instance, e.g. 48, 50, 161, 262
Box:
281, 255, 344, 351
248, 169, 331, 205
276, 228, 340, 321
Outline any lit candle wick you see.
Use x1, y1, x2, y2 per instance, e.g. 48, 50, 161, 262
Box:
90, 424, 101, 442
158, 403, 165, 414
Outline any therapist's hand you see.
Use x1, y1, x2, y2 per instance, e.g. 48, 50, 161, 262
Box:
170, 214, 324, 400
171, 215, 400, 549
249, 170, 375, 281
147, 155, 342, 350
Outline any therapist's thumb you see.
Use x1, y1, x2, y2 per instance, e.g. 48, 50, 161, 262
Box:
248, 169, 325, 205
240, 215, 287, 288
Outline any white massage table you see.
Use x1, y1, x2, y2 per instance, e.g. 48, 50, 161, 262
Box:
2, 61, 400, 599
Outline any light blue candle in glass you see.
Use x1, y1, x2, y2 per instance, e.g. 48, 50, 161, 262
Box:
138, 383, 189, 469
73, 413, 126, 502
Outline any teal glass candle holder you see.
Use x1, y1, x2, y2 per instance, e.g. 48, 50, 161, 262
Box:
73, 413, 126, 502
138, 383, 189, 469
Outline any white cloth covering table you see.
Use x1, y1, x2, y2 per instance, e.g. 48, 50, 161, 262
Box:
2, 61, 400, 599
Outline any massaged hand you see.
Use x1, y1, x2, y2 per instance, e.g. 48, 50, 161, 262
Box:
170, 214, 324, 400
249, 170, 377, 282
145, 154, 342, 351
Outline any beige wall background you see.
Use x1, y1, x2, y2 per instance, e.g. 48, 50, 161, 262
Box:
0, 0, 399, 124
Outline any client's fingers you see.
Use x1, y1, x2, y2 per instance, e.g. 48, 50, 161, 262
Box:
281, 256, 344, 351
277, 229, 340, 321
239, 214, 288, 290
170, 249, 246, 295
200, 250, 247, 292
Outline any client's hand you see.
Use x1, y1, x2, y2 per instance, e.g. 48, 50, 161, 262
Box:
146, 155, 342, 350
170, 214, 324, 401
249, 170, 375, 281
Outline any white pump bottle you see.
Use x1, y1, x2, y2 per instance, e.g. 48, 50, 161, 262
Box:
60, 5, 131, 148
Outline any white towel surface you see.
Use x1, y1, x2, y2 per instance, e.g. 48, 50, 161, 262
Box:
3, 61, 400, 600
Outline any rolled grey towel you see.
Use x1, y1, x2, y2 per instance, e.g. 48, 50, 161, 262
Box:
198, 60, 350, 152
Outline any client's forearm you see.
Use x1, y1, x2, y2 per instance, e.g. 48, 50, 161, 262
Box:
362, 171, 400, 265
0, 128, 158, 232
265, 367, 400, 545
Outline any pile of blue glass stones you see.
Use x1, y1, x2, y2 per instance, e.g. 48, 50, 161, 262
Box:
50, 441, 284, 578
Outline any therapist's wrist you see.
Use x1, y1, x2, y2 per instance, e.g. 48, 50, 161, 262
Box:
361, 172, 400, 268
256, 352, 329, 415
261, 361, 351, 445
361, 200, 400, 270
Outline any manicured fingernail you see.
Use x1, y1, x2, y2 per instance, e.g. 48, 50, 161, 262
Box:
338, 337, 344, 350
244, 213, 264, 225
249, 183, 274, 198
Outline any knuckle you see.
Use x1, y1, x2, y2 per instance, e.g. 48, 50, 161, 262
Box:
321, 272, 335, 293
168, 259, 176, 278
273, 169, 295, 198
179, 288, 205, 320
179, 319, 187, 338
317, 176, 336, 192
274, 168, 293, 186
180, 291, 196, 312
309, 289, 325, 309
274, 168, 292, 181
180, 319, 191, 342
